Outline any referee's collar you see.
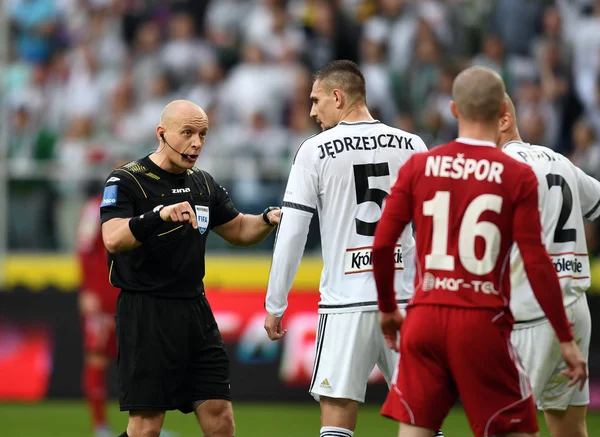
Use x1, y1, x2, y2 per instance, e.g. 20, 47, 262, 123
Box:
144, 155, 187, 183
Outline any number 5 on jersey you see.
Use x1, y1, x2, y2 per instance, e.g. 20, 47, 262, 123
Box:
353, 163, 390, 236
424, 191, 503, 276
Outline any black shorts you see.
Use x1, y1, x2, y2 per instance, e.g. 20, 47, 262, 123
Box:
115, 291, 230, 413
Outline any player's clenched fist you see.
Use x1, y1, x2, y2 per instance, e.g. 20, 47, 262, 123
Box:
264, 313, 287, 341
379, 309, 404, 352
160, 201, 198, 229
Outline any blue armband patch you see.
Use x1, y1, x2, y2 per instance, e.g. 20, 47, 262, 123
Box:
101, 185, 118, 207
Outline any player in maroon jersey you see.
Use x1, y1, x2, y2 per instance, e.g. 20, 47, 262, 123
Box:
77, 188, 120, 437
372, 66, 587, 437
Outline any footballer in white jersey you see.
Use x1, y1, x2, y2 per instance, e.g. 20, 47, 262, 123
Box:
266, 120, 425, 316
505, 141, 600, 324
499, 94, 600, 437
263, 61, 436, 437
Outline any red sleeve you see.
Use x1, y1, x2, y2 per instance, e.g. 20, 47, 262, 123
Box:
77, 197, 102, 253
373, 157, 415, 313
513, 168, 574, 342
77, 197, 104, 293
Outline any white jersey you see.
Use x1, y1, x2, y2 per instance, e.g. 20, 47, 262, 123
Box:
265, 120, 427, 315
503, 141, 600, 323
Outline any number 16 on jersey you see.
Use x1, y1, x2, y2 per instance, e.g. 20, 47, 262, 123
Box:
424, 191, 502, 276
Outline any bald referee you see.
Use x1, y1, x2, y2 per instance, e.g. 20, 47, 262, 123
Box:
101, 100, 281, 437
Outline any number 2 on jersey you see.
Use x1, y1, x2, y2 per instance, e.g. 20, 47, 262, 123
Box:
546, 173, 576, 243
423, 191, 503, 275
353, 163, 390, 236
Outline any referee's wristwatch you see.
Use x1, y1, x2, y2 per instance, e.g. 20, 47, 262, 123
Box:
262, 206, 280, 226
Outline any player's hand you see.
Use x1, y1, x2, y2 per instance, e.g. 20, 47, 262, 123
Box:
79, 291, 101, 316
379, 309, 404, 352
559, 340, 588, 390
160, 201, 198, 229
267, 208, 282, 226
264, 313, 287, 341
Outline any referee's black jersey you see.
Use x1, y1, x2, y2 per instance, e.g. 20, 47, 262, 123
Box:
100, 156, 239, 298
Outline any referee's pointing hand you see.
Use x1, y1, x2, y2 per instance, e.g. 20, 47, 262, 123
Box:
160, 201, 198, 229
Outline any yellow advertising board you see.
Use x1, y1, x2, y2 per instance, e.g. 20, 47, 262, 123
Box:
4, 254, 600, 294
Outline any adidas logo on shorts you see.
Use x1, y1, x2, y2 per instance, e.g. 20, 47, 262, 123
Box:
320, 378, 331, 389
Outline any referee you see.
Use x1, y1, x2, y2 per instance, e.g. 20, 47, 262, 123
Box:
100, 100, 281, 437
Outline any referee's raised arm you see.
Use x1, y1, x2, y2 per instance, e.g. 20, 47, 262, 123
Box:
101, 201, 198, 254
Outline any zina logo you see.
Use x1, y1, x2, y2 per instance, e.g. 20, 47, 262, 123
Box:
172, 187, 191, 194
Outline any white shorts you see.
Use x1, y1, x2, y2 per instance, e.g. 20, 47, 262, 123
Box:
511, 294, 591, 411
309, 311, 399, 403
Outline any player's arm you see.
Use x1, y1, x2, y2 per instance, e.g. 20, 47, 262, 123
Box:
373, 157, 415, 313
264, 145, 319, 340
101, 174, 197, 254
264, 179, 316, 316
572, 163, 600, 221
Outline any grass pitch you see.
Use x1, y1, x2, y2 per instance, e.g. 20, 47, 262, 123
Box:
1, 401, 600, 436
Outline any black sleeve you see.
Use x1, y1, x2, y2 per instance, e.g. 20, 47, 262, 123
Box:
203, 171, 240, 228
100, 170, 138, 224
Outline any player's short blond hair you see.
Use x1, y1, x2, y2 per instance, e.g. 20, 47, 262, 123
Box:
453, 66, 506, 122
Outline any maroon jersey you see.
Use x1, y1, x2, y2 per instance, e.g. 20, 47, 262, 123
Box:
373, 138, 572, 342
77, 194, 119, 314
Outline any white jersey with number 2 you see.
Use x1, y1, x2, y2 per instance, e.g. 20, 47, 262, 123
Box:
503, 141, 600, 322
265, 120, 428, 316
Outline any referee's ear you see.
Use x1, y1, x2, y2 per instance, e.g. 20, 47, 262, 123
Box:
156, 126, 166, 141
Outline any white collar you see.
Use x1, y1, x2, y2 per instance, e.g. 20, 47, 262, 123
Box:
456, 137, 496, 148
338, 120, 381, 125
502, 140, 530, 149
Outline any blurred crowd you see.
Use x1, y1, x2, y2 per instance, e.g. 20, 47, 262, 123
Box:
4, 0, 600, 253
